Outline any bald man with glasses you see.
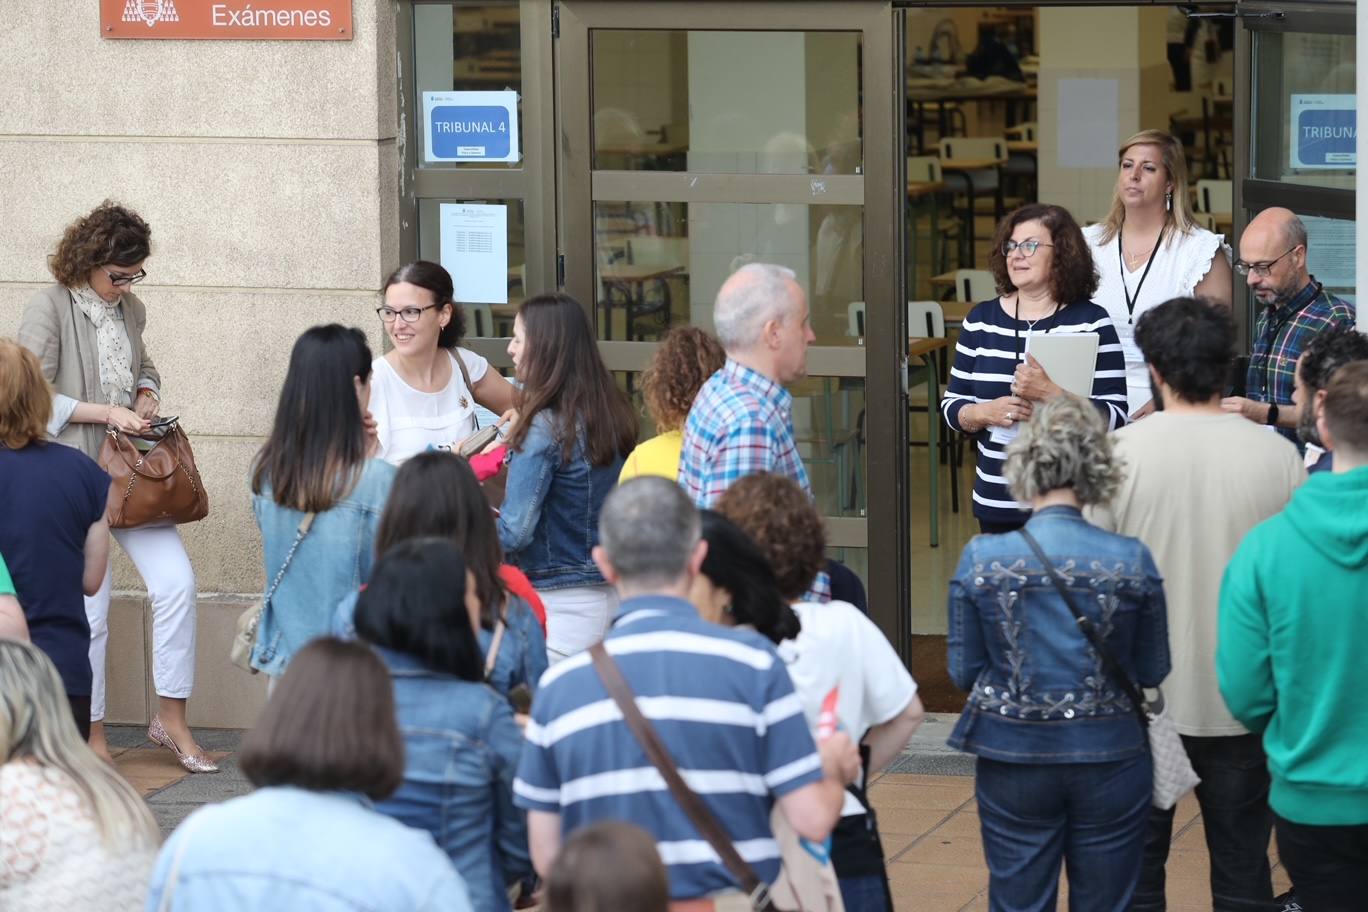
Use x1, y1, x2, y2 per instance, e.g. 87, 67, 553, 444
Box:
1221, 207, 1355, 443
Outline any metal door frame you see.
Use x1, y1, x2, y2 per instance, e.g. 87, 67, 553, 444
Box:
556, 0, 911, 656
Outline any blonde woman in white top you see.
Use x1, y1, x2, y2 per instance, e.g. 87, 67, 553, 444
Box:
1085, 129, 1233, 418
0, 639, 159, 912
369, 260, 518, 465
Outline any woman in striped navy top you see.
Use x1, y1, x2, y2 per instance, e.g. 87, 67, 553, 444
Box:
941, 204, 1128, 533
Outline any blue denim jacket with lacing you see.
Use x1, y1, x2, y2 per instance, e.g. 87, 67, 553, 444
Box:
372, 646, 532, 912
947, 506, 1171, 763
496, 412, 623, 590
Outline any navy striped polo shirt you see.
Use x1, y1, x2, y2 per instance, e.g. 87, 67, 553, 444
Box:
514, 595, 824, 900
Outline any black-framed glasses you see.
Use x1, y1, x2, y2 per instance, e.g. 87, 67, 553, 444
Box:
376, 303, 440, 323
103, 267, 146, 287
1234, 246, 1299, 277
1002, 240, 1053, 257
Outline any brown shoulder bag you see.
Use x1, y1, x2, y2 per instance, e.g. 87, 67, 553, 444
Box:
98, 419, 210, 528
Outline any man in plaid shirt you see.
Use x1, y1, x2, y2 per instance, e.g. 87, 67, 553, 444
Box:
1222, 208, 1356, 444
678, 262, 831, 600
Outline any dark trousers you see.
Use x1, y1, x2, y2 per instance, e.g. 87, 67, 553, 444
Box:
976, 753, 1151, 912
978, 517, 1027, 536
1276, 814, 1368, 912
68, 694, 91, 741
1133, 733, 1276, 912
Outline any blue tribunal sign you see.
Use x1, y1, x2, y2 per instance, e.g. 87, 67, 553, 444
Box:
1291, 94, 1356, 171
423, 90, 520, 164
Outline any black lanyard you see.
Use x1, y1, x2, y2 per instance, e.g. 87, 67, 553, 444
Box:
1254, 283, 1325, 400
1117, 224, 1168, 324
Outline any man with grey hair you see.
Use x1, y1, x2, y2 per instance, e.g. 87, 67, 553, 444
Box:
677, 264, 830, 599
1222, 206, 1355, 443
514, 478, 859, 908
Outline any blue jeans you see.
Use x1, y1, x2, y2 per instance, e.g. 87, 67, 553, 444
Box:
976, 753, 1151, 912
837, 875, 890, 912
1133, 733, 1276, 912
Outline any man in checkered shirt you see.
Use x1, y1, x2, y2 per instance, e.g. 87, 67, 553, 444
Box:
677, 263, 830, 600
1222, 208, 1356, 444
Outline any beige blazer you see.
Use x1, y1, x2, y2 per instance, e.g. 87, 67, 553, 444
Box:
17, 284, 160, 459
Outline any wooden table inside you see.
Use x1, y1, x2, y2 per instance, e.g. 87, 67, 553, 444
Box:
909, 336, 953, 359
939, 156, 1008, 172
600, 263, 684, 283
1007, 140, 1038, 154
907, 180, 945, 199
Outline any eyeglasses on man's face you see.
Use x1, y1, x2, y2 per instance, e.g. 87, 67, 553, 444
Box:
103, 267, 146, 287
1002, 240, 1053, 257
376, 303, 440, 323
1234, 245, 1299, 277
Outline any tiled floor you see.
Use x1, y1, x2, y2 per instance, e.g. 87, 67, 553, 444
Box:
115, 734, 1291, 912
868, 772, 1292, 911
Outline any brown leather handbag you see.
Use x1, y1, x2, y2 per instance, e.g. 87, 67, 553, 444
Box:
98, 419, 210, 528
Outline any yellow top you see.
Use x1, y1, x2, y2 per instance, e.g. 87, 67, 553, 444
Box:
618, 430, 684, 485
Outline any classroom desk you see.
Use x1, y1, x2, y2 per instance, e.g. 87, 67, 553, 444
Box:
909, 335, 955, 547
599, 263, 684, 340
907, 81, 1037, 152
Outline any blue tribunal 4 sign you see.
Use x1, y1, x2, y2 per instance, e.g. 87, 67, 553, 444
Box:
423, 91, 520, 164
1290, 94, 1356, 170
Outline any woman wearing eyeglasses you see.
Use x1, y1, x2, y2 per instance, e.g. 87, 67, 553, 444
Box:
940, 203, 1129, 535
368, 260, 518, 466
1085, 129, 1233, 419
16, 201, 213, 771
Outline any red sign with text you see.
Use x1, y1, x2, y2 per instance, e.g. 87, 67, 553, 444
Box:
100, 0, 353, 40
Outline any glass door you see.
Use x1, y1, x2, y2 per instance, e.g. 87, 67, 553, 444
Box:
555, 1, 911, 654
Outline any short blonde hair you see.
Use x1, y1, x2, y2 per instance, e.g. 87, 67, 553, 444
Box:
1004, 395, 1123, 506
0, 338, 52, 449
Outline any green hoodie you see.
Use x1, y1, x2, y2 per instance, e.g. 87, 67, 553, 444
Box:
1218, 466, 1368, 826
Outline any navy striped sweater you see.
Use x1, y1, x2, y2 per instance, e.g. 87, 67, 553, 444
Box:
940, 297, 1129, 523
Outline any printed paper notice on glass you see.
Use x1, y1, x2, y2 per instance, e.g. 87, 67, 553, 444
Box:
1290, 95, 1355, 171
424, 90, 520, 164
439, 204, 509, 305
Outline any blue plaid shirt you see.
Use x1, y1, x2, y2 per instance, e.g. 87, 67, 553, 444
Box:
679, 360, 830, 601
1247, 279, 1355, 443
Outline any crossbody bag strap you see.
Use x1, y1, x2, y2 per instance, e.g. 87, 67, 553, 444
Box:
484, 619, 506, 680
1018, 529, 1149, 728
451, 348, 481, 430
588, 643, 775, 910
264, 513, 316, 605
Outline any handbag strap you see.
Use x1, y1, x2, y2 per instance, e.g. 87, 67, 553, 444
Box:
264, 513, 316, 605
451, 349, 481, 431
588, 643, 776, 911
484, 619, 506, 680
1018, 529, 1149, 728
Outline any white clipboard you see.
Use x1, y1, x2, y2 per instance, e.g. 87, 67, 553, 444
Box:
1026, 333, 1099, 398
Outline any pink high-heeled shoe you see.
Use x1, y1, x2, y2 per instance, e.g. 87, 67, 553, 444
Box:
148, 716, 219, 774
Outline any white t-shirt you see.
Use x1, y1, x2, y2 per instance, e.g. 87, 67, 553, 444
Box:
369, 348, 490, 466
1084, 222, 1231, 415
777, 600, 917, 816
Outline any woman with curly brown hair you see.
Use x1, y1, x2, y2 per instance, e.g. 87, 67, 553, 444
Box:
939, 203, 1130, 535
716, 472, 924, 912
618, 326, 725, 484
16, 201, 213, 771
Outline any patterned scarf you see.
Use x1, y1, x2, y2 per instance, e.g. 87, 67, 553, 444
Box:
71, 285, 134, 407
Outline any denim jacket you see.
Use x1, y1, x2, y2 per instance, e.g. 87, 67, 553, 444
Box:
372, 646, 532, 912
332, 585, 547, 699
497, 412, 623, 590
145, 786, 473, 911
251, 459, 395, 676
947, 506, 1171, 763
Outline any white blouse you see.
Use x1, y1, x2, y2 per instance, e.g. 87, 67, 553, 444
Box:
0, 763, 155, 912
369, 348, 490, 466
1085, 222, 1231, 414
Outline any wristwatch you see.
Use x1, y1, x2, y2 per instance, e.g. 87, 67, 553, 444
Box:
1265, 402, 1279, 426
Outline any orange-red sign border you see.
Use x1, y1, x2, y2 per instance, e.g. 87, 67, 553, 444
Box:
100, 0, 353, 40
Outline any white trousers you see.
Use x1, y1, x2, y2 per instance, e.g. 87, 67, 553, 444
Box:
84, 524, 197, 721
540, 584, 617, 663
